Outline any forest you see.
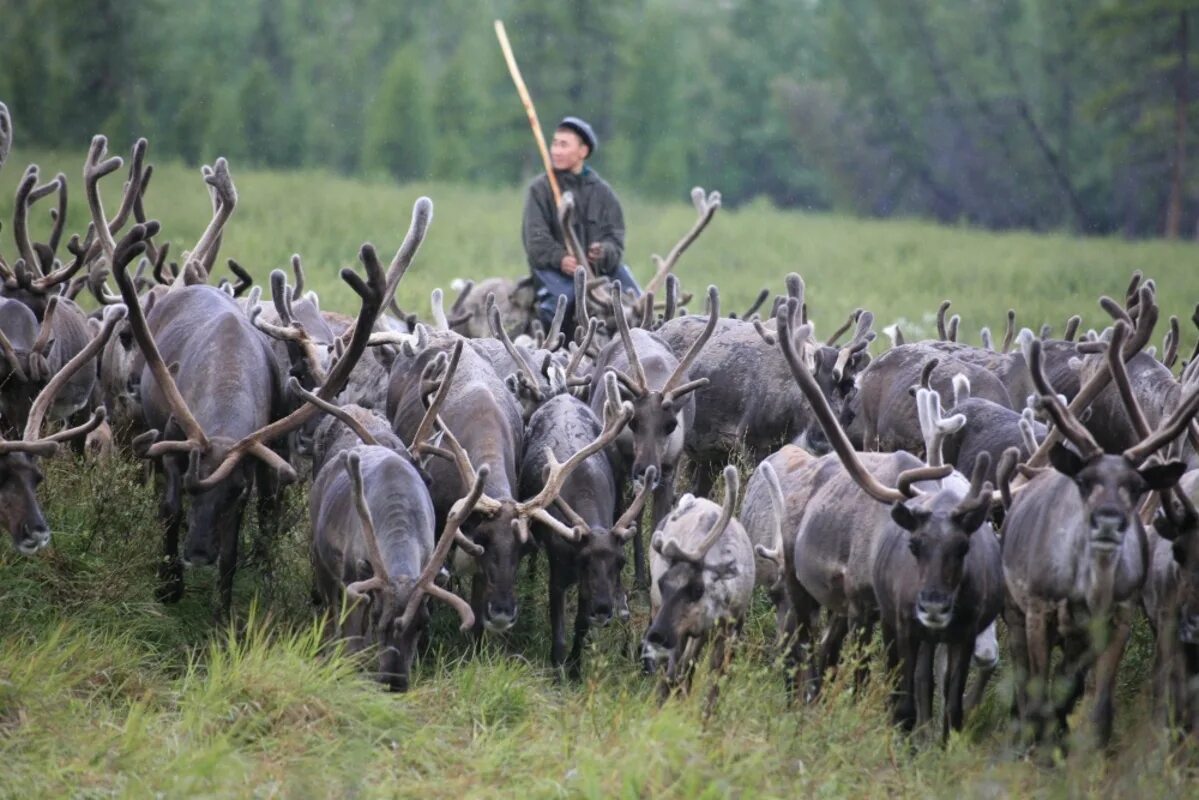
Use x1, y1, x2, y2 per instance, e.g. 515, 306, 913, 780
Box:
2, 0, 1196, 237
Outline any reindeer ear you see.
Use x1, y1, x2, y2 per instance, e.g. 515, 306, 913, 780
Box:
1138, 460, 1187, 491
1048, 442, 1087, 478
890, 502, 929, 532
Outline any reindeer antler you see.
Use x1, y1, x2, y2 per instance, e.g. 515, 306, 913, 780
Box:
399, 464, 488, 632
657, 465, 739, 565
644, 187, 721, 296
753, 461, 787, 565
661, 285, 719, 402
916, 387, 966, 467
343, 451, 392, 601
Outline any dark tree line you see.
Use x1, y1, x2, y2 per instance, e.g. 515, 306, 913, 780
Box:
1, 0, 1196, 237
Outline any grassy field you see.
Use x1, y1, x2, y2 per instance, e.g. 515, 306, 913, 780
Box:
3, 146, 1199, 797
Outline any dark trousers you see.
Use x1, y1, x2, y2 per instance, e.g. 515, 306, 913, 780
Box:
533, 264, 641, 336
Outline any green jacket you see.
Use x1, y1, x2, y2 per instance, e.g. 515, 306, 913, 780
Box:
522, 166, 625, 277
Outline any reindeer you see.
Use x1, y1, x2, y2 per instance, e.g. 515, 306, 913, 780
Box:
1086, 326, 1199, 737
519, 372, 653, 676
390, 334, 633, 635
103, 141, 397, 614
310, 439, 484, 692
589, 283, 720, 586
775, 303, 1003, 735
741, 446, 818, 631
642, 466, 755, 699
1144, 470, 1199, 736
659, 275, 872, 490
1, 159, 126, 432
1000, 322, 1196, 749
0, 307, 123, 554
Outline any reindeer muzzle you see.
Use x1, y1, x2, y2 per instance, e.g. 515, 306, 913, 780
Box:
915, 593, 954, 630
16, 522, 51, 555
484, 602, 518, 633
1089, 509, 1127, 550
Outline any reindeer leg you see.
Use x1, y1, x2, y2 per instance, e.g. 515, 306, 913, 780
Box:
215, 500, 245, 622
810, 613, 849, 703
893, 624, 919, 732
252, 460, 285, 583
568, 599, 590, 682
548, 556, 569, 673
1053, 631, 1089, 744
1182, 643, 1199, 734
942, 639, 973, 740
1003, 599, 1029, 729
1023, 607, 1052, 746
1091, 608, 1133, 751
915, 639, 934, 730
155, 458, 185, 604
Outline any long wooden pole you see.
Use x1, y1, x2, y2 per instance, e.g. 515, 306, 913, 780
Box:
494, 20, 562, 207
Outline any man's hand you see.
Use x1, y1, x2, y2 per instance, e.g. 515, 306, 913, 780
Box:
587, 242, 604, 266
560, 253, 580, 276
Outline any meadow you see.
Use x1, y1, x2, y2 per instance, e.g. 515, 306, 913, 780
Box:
2, 145, 1199, 797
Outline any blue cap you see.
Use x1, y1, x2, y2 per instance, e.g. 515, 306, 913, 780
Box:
557, 116, 597, 157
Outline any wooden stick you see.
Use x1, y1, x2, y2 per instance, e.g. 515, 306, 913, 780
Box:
495, 20, 561, 207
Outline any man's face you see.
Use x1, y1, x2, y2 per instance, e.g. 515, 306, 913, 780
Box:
551, 128, 588, 173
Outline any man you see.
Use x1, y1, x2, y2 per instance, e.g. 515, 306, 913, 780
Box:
522, 116, 640, 334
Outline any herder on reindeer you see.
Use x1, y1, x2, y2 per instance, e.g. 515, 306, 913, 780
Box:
521, 116, 640, 336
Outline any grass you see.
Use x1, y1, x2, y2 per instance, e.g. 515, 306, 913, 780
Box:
2, 148, 1199, 796
4, 143, 1199, 343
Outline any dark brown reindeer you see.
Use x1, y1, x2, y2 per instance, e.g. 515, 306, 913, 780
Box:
643, 465, 755, 699
519, 371, 654, 676
1001, 323, 1196, 750
588, 282, 720, 586
776, 303, 1003, 738
0, 307, 123, 554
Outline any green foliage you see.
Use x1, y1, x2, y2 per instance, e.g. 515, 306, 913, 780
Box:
363, 46, 434, 181
2, 0, 1198, 235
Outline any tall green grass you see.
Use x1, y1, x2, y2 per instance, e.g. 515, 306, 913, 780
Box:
2, 149, 1199, 796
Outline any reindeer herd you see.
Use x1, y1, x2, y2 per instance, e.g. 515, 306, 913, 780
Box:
3, 105, 1199, 754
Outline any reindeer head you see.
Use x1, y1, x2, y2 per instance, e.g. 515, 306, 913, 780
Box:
341, 451, 481, 692
557, 465, 654, 628
643, 466, 740, 665
606, 284, 718, 488
893, 454, 994, 630
0, 451, 49, 554
1027, 326, 1191, 556
0, 308, 124, 554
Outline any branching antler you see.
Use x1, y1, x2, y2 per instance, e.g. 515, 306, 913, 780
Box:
644, 187, 721, 296
656, 465, 739, 565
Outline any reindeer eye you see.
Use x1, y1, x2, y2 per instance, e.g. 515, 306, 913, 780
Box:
953, 540, 970, 560
686, 582, 704, 601
664, 418, 678, 434
629, 419, 640, 433
908, 538, 924, 558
